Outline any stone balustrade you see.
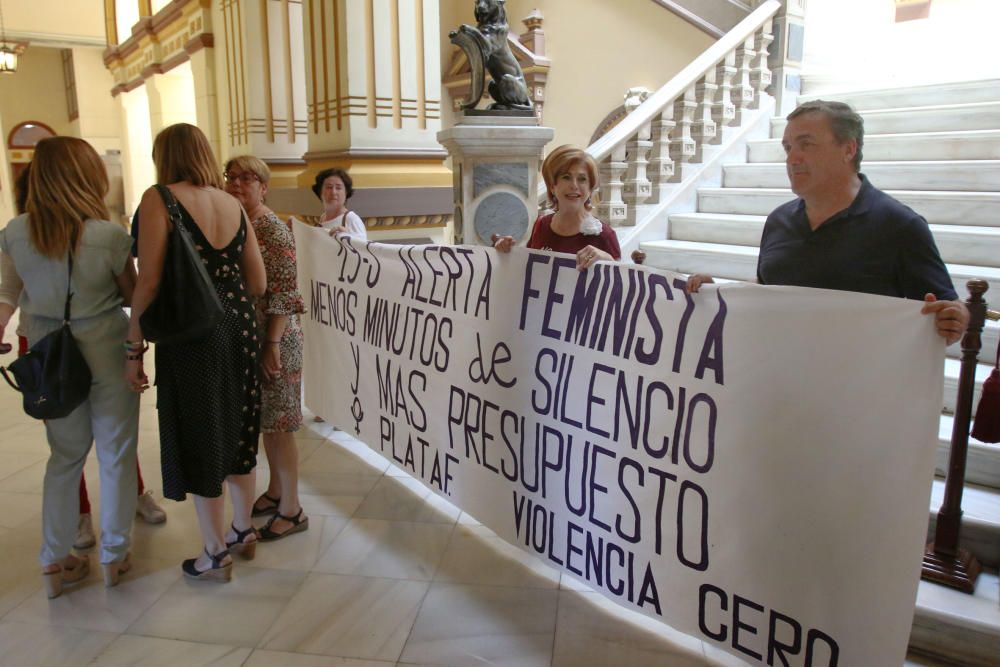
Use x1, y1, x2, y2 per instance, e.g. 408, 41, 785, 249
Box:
579, 1, 780, 228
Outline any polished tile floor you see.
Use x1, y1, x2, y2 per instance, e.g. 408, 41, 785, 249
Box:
0, 345, 947, 665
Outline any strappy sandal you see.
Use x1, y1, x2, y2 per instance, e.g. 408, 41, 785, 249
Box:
42, 555, 90, 599
251, 492, 280, 517
259, 507, 309, 542
182, 548, 232, 582
226, 523, 258, 560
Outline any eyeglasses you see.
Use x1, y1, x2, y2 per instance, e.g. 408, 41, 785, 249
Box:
223, 171, 260, 185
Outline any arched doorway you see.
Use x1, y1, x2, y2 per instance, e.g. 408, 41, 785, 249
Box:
7, 121, 57, 181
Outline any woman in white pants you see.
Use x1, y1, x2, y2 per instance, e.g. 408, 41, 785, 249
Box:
0, 137, 139, 598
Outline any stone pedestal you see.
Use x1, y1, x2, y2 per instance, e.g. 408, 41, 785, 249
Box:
437, 114, 553, 246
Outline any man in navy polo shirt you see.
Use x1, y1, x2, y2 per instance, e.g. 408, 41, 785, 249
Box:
688, 100, 968, 345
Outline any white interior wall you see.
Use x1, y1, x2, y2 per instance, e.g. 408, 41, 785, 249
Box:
802, 0, 1000, 92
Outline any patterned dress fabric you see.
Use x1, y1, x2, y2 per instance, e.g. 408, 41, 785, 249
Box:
155, 203, 261, 501
253, 212, 305, 433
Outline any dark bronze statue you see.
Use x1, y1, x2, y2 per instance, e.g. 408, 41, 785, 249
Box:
449, 0, 532, 111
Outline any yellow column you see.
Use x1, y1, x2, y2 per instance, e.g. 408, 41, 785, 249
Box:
299, 0, 448, 189
118, 85, 156, 217
0, 113, 13, 223
145, 66, 197, 136
189, 47, 223, 165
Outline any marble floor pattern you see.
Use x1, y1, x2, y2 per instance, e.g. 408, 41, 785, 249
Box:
0, 353, 950, 666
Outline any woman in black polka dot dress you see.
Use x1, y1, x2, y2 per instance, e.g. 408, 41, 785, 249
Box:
127, 124, 267, 581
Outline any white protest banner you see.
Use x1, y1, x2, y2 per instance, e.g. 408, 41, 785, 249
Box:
295, 221, 943, 666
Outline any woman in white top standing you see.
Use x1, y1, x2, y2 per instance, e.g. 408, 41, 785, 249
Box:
313, 168, 366, 239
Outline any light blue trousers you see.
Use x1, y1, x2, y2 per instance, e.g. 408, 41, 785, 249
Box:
26, 310, 139, 566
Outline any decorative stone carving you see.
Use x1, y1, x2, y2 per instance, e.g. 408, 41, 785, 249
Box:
668, 85, 697, 183
448, 0, 532, 112
444, 11, 549, 119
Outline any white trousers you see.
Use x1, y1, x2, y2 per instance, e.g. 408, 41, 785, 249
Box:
27, 310, 139, 566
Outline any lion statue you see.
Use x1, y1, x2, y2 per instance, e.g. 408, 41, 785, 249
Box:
449, 0, 533, 111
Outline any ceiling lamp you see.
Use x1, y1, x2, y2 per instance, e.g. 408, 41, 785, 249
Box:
0, 0, 19, 74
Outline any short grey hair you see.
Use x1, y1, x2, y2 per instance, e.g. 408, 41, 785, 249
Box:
787, 100, 864, 171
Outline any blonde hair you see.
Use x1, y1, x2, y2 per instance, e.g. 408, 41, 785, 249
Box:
224, 155, 271, 185
25, 137, 110, 258
541, 144, 600, 210
152, 123, 223, 189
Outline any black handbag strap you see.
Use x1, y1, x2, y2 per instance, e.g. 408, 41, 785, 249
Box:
63, 251, 74, 325
153, 184, 186, 232
0, 366, 20, 391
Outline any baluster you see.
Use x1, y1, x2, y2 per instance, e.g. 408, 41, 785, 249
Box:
750, 19, 774, 109
647, 107, 676, 204
711, 52, 737, 140
733, 36, 756, 124
623, 122, 653, 225
597, 145, 627, 227
693, 72, 717, 161
668, 85, 697, 183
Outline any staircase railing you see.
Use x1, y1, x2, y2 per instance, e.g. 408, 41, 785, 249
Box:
549, 0, 780, 229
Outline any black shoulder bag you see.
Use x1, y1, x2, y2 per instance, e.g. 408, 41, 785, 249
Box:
1, 254, 92, 420
139, 184, 224, 345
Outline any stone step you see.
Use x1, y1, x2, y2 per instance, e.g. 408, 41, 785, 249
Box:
798, 79, 1000, 112
748, 129, 1000, 162
910, 570, 1000, 667
937, 415, 1000, 490
772, 101, 1000, 136
639, 240, 1000, 299
696, 187, 1000, 226
942, 357, 992, 417
670, 212, 1000, 268
723, 160, 1000, 194
928, 480, 1000, 569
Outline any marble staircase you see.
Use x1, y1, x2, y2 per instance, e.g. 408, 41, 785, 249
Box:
639, 79, 1000, 666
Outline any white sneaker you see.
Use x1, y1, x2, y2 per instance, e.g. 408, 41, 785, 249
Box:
136, 490, 167, 524
74, 513, 96, 549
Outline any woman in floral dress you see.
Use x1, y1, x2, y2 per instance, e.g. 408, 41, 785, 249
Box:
224, 155, 308, 541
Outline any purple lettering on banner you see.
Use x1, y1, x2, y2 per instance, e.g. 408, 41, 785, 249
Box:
733, 595, 765, 661
563, 438, 589, 517
683, 393, 717, 474
642, 381, 673, 459
532, 348, 557, 415
699, 583, 729, 642
520, 422, 540, 493
474, 252, 492, 320
616, 457, 643, 544
587, 444, 615, 533
606, 541, 627, 597
635, 273, 670, 365
565, 266, 604, 345
542, 257, 576, 339
805, 628, 840, 667
480, 399, 500, 475
671, 277, 695, 374
423, 246, 444, 307
566, 520, 585, 576
540, 425, 565, 500
768, 609, 803, 666
597, 268, 644, 357
647, 465, 678, 557
519, 254, 550, 331
586, 363, 614, 439
362, 241, 381, 288
695, 290, 727, 385
677, 479, 710, 572
499, 410, 521, 482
